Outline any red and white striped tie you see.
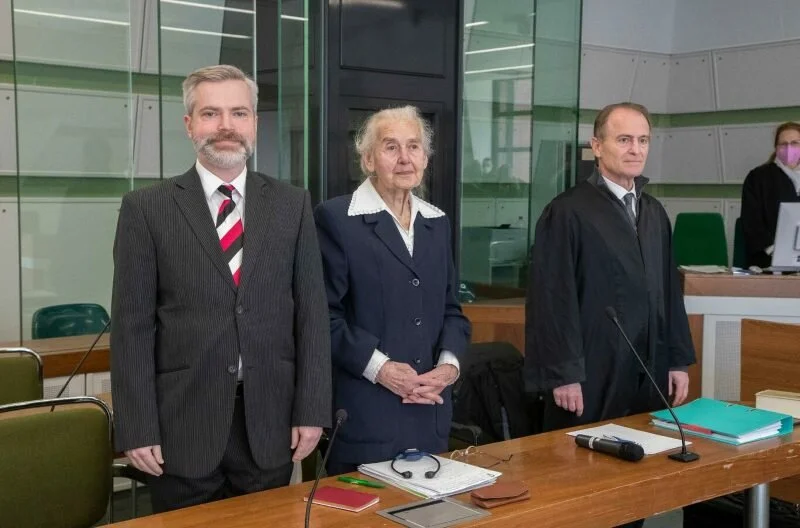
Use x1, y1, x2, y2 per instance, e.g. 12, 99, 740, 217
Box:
216, 184, 243, 286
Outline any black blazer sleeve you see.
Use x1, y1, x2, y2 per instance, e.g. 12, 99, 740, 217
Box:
290, 191, 333, 427
434, 216, 471, 360
110, 193, 161, 452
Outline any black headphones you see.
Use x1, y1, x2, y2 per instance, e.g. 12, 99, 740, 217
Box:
390, 448, 441, 479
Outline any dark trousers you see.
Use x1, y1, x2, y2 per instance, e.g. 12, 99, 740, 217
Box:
146, 384, 293, 513
325, 460, 359, 477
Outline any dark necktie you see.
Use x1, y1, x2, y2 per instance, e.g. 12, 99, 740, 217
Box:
623, 192, 637, 227
216, 184, 243, 286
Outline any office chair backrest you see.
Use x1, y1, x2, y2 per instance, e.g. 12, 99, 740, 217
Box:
0, 348, 43, 405
0, 397, 113, 528
31, 303, 110, 339
673, 212, 729, 267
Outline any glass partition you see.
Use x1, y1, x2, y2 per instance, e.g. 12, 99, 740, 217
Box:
459, 0, 581, 299
2, 0, 316, 353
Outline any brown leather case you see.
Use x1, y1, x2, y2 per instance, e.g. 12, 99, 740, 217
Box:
470, 480, 530, 509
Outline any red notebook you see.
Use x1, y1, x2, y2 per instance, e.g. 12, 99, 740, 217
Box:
303, 486, 380, 512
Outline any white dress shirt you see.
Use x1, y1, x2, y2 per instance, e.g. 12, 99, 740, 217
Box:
347, 178, 460, 383
602, 174, 638, 217
196, 160, 247, 380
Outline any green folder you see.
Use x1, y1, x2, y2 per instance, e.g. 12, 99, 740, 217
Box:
650, 398, 794, 445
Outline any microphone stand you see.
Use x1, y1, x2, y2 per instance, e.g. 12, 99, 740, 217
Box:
305, 409, 348, 528
606, 307, 699, 463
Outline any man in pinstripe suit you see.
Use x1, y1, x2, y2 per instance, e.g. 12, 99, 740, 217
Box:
110, 65, 331, 513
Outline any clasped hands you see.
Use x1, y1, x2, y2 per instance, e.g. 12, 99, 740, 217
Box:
376, 361, 458, 405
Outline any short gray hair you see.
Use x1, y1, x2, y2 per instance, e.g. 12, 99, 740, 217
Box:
182, 65, 258, 115
354, 105, 434, 177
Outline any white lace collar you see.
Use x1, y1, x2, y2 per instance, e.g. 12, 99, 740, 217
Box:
347, 177, 445, 219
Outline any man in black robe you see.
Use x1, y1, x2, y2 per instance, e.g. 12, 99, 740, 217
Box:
524, 102, 695, 434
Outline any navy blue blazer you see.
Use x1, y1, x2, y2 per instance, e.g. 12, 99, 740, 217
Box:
314, 193, 471, 465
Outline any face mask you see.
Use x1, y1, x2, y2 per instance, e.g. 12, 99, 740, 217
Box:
776, 144, 800, 167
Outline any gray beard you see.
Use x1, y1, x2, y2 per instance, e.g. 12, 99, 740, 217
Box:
194, 138, 253, 169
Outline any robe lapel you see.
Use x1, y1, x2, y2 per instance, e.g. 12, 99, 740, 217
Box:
366, 212, 417, 274
173, 168, 237, 292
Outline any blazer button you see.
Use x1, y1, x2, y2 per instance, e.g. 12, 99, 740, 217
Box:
411, 278, 420, 287
227, 365, 237, 374
413, 318, 422, 326
236, 306, 244, 315
414, 358, 422, 364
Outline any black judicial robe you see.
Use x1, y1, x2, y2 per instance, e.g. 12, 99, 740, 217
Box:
523, 171, 695, 431
741, 162, 800, 269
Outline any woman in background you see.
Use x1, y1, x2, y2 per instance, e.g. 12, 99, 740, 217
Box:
741, 121, 800, 268
314, 106, 471, 475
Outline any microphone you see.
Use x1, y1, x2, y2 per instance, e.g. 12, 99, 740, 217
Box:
604, 306, 699, 463
575, 434, 644, 462
305, 409, 348, 528
50, 319, 111, 412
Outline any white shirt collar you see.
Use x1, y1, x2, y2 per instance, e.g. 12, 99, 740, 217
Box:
601, 174, 637, 201
347, 177, 445, 219
774, 159, 800, 195
196, 160, 247, 200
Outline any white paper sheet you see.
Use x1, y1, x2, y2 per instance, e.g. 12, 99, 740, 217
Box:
566, 423, 690, 455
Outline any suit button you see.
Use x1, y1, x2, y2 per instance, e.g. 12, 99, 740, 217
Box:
236, 305, 244, 315
411, 278, 420, 287
414, 358, 421, 364
413, 318, 422, 326
227, 365, 237, 374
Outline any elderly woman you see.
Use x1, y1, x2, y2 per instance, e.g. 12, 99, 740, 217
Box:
741, 121, 800, 268
314, 106, 471, 475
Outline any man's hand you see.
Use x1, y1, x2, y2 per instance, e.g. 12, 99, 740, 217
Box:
291, 426, 323, 462
668, 370, 690, 406
404, 364, 458, 405
553, 383, 583, 416
125, 445, 164, 476
376, 361, 422, 398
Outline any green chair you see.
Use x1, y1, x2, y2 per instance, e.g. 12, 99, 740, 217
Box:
0, 396, 113, 528
672, 212, 729, 267
31, 303, 110, 339
732, 217, 747, 269
0, 347, 43, 405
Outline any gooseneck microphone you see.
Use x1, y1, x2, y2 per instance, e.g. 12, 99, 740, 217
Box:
50, 319, 111, 412
575, 434, 644, 462
305, 409, 348, 528
604, 306, 699, 463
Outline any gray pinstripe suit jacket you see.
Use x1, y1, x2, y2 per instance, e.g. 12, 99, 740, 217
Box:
110, 167, 332, 478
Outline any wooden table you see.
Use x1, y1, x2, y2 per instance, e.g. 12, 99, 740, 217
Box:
0, 334, 110, 378
107, 412, 799, 528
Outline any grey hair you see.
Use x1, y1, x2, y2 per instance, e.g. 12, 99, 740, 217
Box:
182, 65, 259, 115
354, 105, 434, 177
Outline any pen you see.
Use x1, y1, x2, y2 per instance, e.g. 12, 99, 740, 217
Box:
337, 476, 385, 488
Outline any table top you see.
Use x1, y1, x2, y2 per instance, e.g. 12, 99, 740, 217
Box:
108, 412, 800, 528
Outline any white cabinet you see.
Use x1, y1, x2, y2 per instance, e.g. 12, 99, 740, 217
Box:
495, 199, 528, 228
0, 199, 21, 342
660, 127, 721, 184
15, 87, 134, 177
134, 96, 195, 178
659, 198, 723, 230
630, 53, 670, 114
0, 86, 16, 176
719, 123, 777, 183
0, 0, 12, 60
715, 41, 800, 111
43, 375, 86, 398
12, 0, 145, 70
579, 46, 638, 110
461, 198, 496, 227
667, 52, 715, 113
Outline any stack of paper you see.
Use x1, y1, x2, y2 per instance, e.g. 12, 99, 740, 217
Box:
357, 456, 501, 499
756, 390, 800, 419
651, 398, 793, 445
679, 265, 729, 274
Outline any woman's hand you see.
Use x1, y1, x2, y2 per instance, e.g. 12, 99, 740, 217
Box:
376, 361, 423, 398
403, 364, 458, 405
